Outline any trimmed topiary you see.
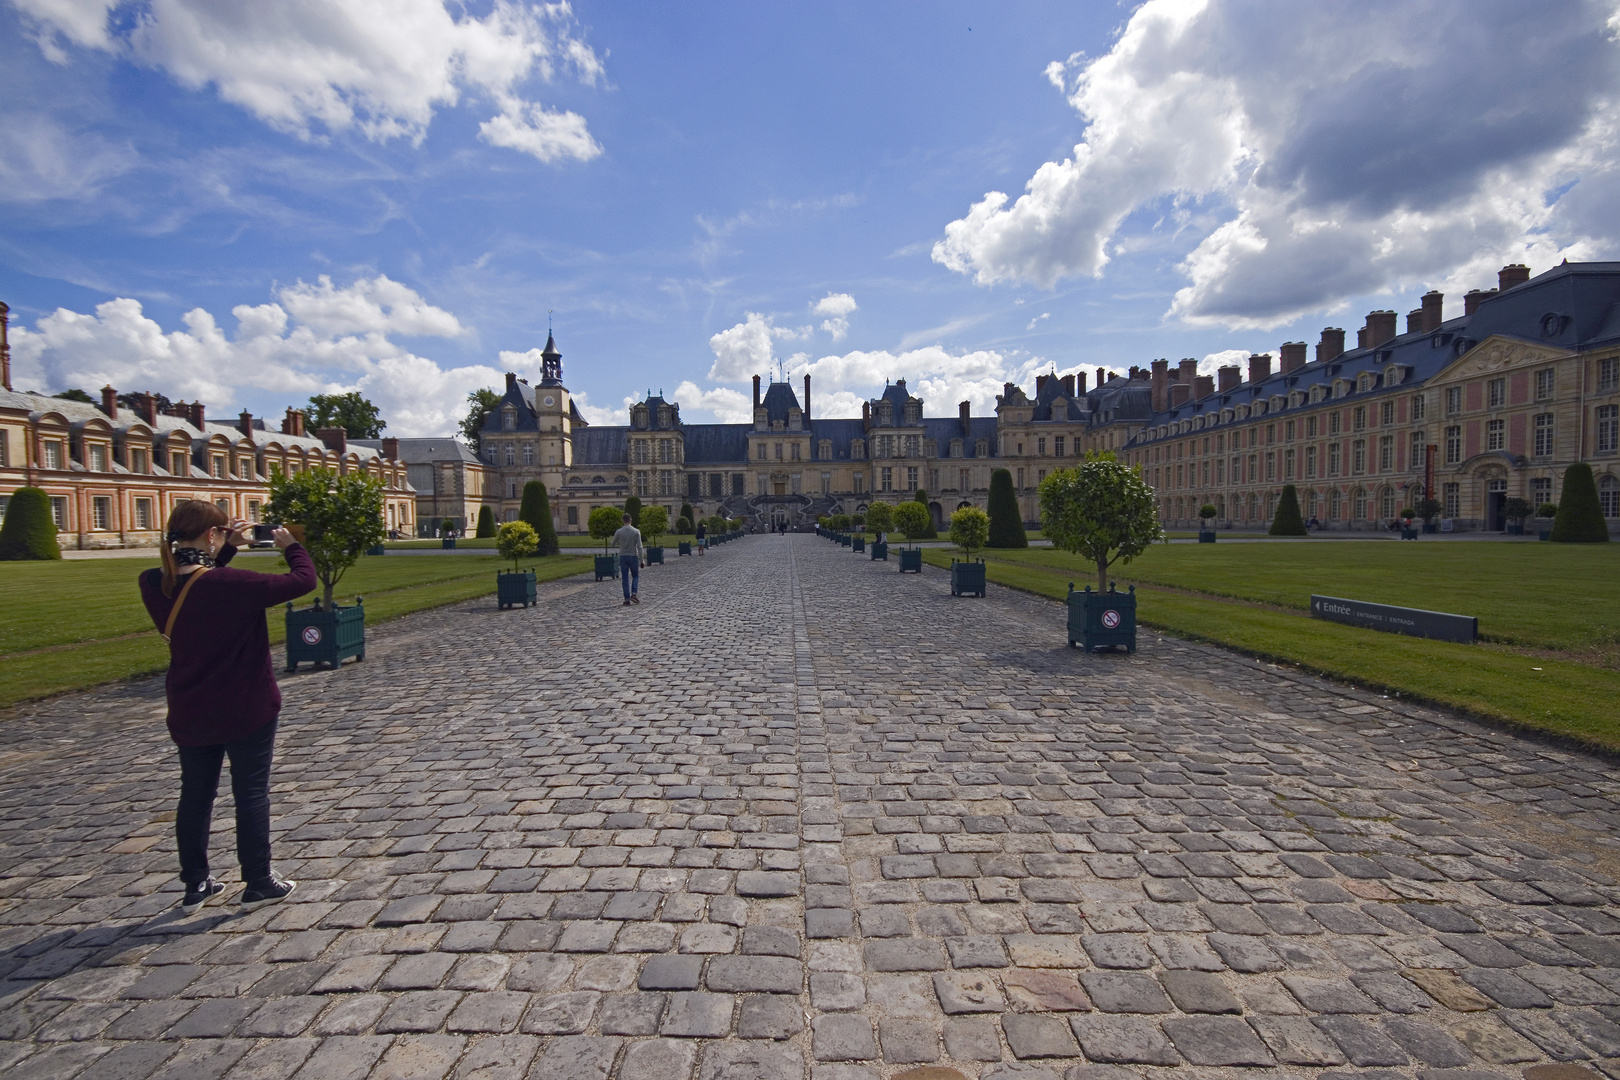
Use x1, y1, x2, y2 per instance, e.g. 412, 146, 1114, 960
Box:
520, 481, 561, 555
623, 496, 642, 526
1551, 463, 1610, 542
0, 488, 62, 560
912, 489, 938, 538
987, 469, 1027, 548
475, 505, 496, 538
1269, 484, 1308, 536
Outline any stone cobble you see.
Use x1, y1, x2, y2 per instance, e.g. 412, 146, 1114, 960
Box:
0, 534, 1617, 1079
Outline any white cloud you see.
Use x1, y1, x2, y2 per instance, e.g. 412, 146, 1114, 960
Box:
15, 0, 604, 163
706, 312, 807, 381
934, 0, 1620, 328
0, 114, 138, 203
1198, 348, 1251, 377
8, 277, 499, 436
670, 380, 753, 423
570, 390, 628, 426
1026, 312, 1050, 330
812, 292, 858, 340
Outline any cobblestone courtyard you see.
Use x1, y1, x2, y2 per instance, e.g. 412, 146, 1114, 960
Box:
2, 534, 1619, 1080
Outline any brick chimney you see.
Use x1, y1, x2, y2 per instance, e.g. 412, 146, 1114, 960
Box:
100, 385, 118, 419
1365, 310, 1398, 349
1421, 290, 1444, 332
189, 402, 206, 428
1464, 288, 1496, 316
1406, 309, 1425, 335
1036, 374, 1050, 396
753, 374, 761, 408
1060, 374, 1075, 397
1095, 367, 1106, 388
381, 437, 399, 460
1279, 342, 1307, 373
133, 392, 157, 426
1150, 359, 1169, 411
862, 400, 871, 429
1177, 358, 1197, 385
1194, 374, 1214, 399
1169, 383, 1192, 407
1217, 365, 1241, 392
317, 427, 347, 454
237, 410, 254, 440
505, 371, 518, 392
0, 300, 10, 392
1499, 264, 1530, 291
1075, 371, 1087, 394
1247, 353, 1271, 383
959, 400, 972, 437
1317, 327, 1345, 363
803, 374, 811, 422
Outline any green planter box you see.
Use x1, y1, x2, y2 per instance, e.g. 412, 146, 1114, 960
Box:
1197, 530, 1216, 544
679, 541, 692, 556
1401, 527, 1420, 540
1506, 523, 1525, 535
285, 601, 365, 671
442, 537, 457, 549
870, 541, 888, 561
852, 536, 865, 553
840, 534, 852, 547
1539, 529, 1552, 541
898, 548, 922, 573
366, 544, 387, 556
647, 546, 664, 565
1066, 584, 1136, 654
594, 554, 619, 581
1422, 523, 1438, 534
497, 570, 537, 609
950, 558, 985, 597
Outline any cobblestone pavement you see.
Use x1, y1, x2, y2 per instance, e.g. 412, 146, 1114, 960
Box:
2, 534, 1619, 1080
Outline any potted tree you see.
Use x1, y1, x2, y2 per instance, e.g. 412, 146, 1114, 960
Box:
850, 511, 866, 553
1197, 503, 1217, 543
1535, 501, 1559, 541
268, 466, 386, 671
495, 520, 539, 609
866, 501, 893, 561
1038, 456, 1163, 654
948, 506, 990, 597
440, 517, 457, 549
1503, 497, 1533, 536
588, 506, 623, 580
893, 500, 930, 573
1415, 497, 1443, 534
641, 505, 669, 564
1398, 507, 1420, 540
676, 515, 693, 556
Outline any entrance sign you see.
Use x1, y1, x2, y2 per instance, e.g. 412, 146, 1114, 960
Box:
1310, 595, 1476, 643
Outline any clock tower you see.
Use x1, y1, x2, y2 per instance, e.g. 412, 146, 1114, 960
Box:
533, 333, 576, 490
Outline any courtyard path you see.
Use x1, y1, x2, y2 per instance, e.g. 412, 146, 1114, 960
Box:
1, 534, 1618, 1079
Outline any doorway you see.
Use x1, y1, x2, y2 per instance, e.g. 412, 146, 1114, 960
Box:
1486, 478, 1506, 530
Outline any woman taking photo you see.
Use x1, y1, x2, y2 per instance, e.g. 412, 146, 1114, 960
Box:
139, 500, 316, 913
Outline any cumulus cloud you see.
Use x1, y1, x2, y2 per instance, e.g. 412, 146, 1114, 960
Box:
9, 276, 499, 436
934, 0, 1620, 328
13, 0, 604, 163
812, 292, 858, 340
706, 312, 808, 381
670, 381, 753, 424
1198, 348, 1251, 377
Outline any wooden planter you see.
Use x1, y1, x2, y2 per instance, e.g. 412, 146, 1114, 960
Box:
852, 536, 865, 553
647, 546, 664, 565
898, 548, 923, 573
441, 537, 457, 549
679, 541, 692, 556
1066, 584, 1136, 653
594, 554, 619, 581
497, 570, 537, 609
285, 601, 365, 671
870, 541, 888, 561
366, 544, 387, 555
1197, 530, 1216, 544
950, 559, 985, 597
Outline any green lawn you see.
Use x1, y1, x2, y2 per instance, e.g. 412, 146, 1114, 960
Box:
922, 544, 1620, 752
1, 553, 590, 706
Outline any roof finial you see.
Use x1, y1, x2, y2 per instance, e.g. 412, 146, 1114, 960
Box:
548, 309, 553, 333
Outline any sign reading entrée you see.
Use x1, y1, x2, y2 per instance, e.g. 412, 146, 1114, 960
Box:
1310, 595, 1476, 643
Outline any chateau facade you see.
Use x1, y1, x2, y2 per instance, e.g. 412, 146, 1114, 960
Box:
479, 263, 1620, 537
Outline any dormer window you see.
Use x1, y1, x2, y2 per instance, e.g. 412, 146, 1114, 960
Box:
1333, 379, 1351, 398
1252, 400, 1266, 417
1384, 365, 1404, 386
1357, 373, 1375, 393
974, 438, 989, 457
1269, 395, 1285, 413
501, 408, 516, 431
1235, 406, 1248, 421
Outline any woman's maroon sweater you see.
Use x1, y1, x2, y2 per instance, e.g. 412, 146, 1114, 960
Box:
139, 543, 317, 747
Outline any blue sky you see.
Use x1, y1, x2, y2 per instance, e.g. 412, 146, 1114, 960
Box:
6, 0, 1620, 435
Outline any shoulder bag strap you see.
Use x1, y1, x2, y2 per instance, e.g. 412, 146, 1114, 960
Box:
162, 567, 210, 645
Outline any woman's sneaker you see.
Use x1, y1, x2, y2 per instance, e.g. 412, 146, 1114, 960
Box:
240, 877, 296, 910
180, 877, 225, 914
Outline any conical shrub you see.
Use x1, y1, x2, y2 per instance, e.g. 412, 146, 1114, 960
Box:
1269, 484, 1308, 536
520, 481, 561, 555
1551, 463, 1610, 542
0, 488, 62, 560
987, 469, 1027, 548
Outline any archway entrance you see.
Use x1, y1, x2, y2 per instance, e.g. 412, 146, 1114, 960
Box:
1486, 478, 1507, 530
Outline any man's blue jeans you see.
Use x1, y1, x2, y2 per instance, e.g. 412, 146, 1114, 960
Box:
620, 554, 639, 599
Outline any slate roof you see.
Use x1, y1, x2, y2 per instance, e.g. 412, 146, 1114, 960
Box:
760, 382, 802, 426
350, 438, 479, 465
573, 427, 629, 465
682, 424, 749, 464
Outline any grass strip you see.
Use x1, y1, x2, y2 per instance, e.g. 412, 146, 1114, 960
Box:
921, 549, 1620, 753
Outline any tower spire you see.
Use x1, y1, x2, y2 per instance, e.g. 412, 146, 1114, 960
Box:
540, 327, 562, 386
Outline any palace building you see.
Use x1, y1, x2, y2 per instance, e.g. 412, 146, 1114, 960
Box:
477, 262, 1620, 537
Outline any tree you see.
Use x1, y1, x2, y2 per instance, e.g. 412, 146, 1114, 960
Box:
949, 506, 990, 558
912, 489, 938, 538
864, 501, 894, 540
1551, 463, 1610, 542
1503, 497, 1534, 527
459, 388, 502, 453
588, 506, 622, 552
1415, 497, 1443, 525
1269, 484, 1307, 536
52, 388, 94, 404
624, 496, 642, 526
1199, 503, 1217, 522
680, 503, 695, 530
640, 505, 669, 547
118, 390, 172, 414
475, 506, 496, 538
675, 516, 693, 535
440, 517, 456, 537
1039, 456, 1164, 592
519, 481, 560, 555
0, 488, 61, 560
987, 468, 1027, 548
266, 466, 387, 607
306, 391, 386, 438
893, 501, 931, 548
705, 514, 727, 534
496, 520, 539, 571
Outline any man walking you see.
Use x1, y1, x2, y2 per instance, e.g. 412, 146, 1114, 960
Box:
613, 513, 644, 605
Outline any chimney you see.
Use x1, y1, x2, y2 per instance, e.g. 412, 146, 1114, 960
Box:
1096, 367, 1106, 388
1464, 288, 1496, 316
0, 300, 9, 391
803, 374, 811, 422
134, 392, 157, 426
1421, 290, 1444, 332
237, 410, 254, 440
1060, 374, 1075, 397
1169, 383, 1192, 407
1217, 365, 1241, 392
189, 402, 206, 428
959, 400, 972, 437
1129, 365, 1143, 380
1194, 375, 1214, 399
1036, 374, 1050, 395
1407, 309, 1425, 335
1177, 358, 1197, 385
1075, 371, 1087, 394
1499, 264, 1530, 291
1317, 327, 1345, 363
505, 371, 517, 392
1365, 310, 1398, 348
862, 400, 871, 429
1279, 341, 1307, 373
381, 437, 399, 461
1247, 353, 1271, 384
1150, 359, 1169, 411
753, 374, 761, 408
317, 427, 347, 454
100, 385, 118, 419
1357, 327, 1369, 349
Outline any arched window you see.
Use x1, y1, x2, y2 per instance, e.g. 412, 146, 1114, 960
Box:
1353, 487, 1368, 520
1307, 489, 1319, 519
1329, 489, 1342, 519
1380, 486, 1396, 519
1600, 474, 1619, 518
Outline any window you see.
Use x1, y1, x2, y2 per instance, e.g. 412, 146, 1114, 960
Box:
820, 439, 832, 460
247, 500, 261, 523
1535, 368, 1555, 401
732, 473, 745, 496
1329, 489, 1341, 519
1265, 452, 1276, 481
508, 481, 518, 498
709, 474, 724, 497
1328, 412, 1341, 435
959, 468, 970, 491
1534, 413, 1555, 457
484, 443, 496, 463
1352, 439, 1366, 475
0, 430, 7, 467
1054, 436, 1065, 457
907, 466, 919, 490
1600, 475, 1618, 518
1600, 358, 1619, 392
755, 473, 767, 495
214, 498, 230, 516
1488, 378, 1506, 409
1444, 482, 1460, 518
1445, 387, 1462, 416
660, 438, 673, 464
1284, 449, 1295, 480
1353, 407, 1366, 431
1037, 437, 1046, 456
566, 506, 578, 525
755, 443, 766, 461
522, 444, 534, 465
1353, 488, 1367, 520
659, 472, 672, 496
211, 455, 225, 478
91, 497, 111, 530
821, 472, 831, 494
1306, 416, 1318, 438
1016, 468, 1025, 488
1381, 487, 1396, 519
90, 444, 107, 471
172, 451, 188, 476
1410, 431, 1425, 470
130, 448, 147, 474
853, 473, 864, 494
1379, 435, 1394, 471
688, 473, 701, 498
1248, 454, 1258, 482
774, 443, 784, 461
504, 445, 515, 466
50, 497, 68, 529
791, 443, 800, 461
134, 498, 152, 531
1327, 443, 1340, 476
880, 467, 893, 492
1379, 401, 1394, 426
43, 440, 63, 469
1411, 395, 1426, 421
501, 409, 516, 431
635, 473, 648, 496
240, 456, 255, 479
1445, 426, 1462, 465
1531, 476, 1552, 507
1487, 419, 1505, 451
1598, 405, 1618, 454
